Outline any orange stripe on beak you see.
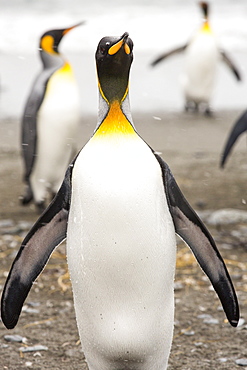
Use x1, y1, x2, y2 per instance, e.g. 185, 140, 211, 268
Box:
108, 33, 130, 55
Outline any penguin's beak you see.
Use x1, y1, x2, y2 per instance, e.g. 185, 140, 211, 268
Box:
108, 32, 130, 55
63, 21, 86, 35
199, 1, 208, 19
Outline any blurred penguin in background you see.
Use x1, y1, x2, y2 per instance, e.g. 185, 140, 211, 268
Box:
220, 110, 247, 168
151, 2, 241, 115
21, 22, 84, 212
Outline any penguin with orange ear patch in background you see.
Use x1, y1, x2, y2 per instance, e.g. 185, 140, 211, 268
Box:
21, 22, 84, 212
151, 2, 241, 115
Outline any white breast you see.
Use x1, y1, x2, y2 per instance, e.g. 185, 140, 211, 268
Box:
31, 67, 80, 201
67, 133, 177, 370
181, 32, 219, 103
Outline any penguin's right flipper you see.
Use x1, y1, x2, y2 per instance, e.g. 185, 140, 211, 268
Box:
150, 44, 188, 67
220, 110, 247, 168
220, 50, 242, 81
154, 154, 239, 327
1, 163, 73, 330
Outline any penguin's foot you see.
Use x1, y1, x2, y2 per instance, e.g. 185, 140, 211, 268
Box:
35, 201, 46, 214
184, 101, 198, 113
20, 184, 33, 205
204, 106, 213, 117
198, 102, 214, 117
185, 101, 214, 117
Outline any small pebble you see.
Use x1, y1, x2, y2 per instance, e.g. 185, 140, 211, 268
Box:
220, 243, 233, 250
206, 209, 247, 225
0, 343, 9, 349
174, 282, 184, 291
27, 301, 40, 307
18, 221, 33, 231
65, 348, 78, 357
25, 362, 33, 367
237, 318, 245, 327
4, 334, 26, 343
218, 357, 228, 363
232, 274, 242, 281
182, 330, 195, 336
203, 317, 219, 325
217, 305, 223, 312
0, 219, 14, 228
19, 345, 48, 353
197, 313, 219, 324
197, 314, 212, 320
22, 305, 39, 314
236, 358, 247, 366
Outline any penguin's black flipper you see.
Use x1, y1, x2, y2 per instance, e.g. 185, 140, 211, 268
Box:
220, 110, 247, 168
220, 50, 242, 81
1, 163, 73, 330
21, 67, 58, 182
154, 154, 239, 327
22, 74, 47, 181
150, 44, 188, 67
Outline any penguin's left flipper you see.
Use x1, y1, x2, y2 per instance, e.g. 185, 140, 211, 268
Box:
220, 110, 247, 168
1, 164, 73, 330
220, 50, 242, 81
150, 44, 188, 67
155, 154, 239, 327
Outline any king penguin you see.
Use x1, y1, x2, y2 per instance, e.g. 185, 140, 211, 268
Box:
220, 109, 247, 167
1, 33, 239, 370
21, 22, 84, 211
151, 2, 241, 115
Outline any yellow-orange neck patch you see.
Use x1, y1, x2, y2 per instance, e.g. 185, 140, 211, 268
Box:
201, 20, 212, 34
59, 61, 72, 74
45, 61, 74, 95
95, 101, 135, 137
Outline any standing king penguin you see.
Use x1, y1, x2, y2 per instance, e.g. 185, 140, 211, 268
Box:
151, 2, 241, 114
21, 23, 84, 211
1, 33, 239, 370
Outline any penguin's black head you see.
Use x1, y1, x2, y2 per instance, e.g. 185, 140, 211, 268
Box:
200, 1, 209, 19
96, 32, 134, 103
39, 22, 84, 54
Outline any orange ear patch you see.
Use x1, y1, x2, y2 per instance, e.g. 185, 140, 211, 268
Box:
201, 21, 212, 34
40, 35, 55, 54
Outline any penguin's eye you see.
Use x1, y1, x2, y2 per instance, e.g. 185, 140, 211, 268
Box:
99, 41, 111, 55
